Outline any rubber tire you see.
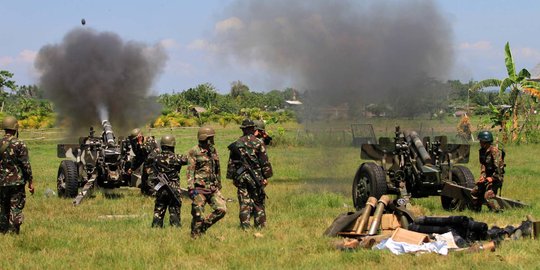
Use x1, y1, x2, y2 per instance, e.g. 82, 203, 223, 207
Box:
352, 162, 387, 210
57, 160, 79, 198
441, 165, 475, 211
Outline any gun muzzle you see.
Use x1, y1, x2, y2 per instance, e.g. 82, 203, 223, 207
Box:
368, 195, 391, 235
353, 197, 377, 234
102, 120, 115, 146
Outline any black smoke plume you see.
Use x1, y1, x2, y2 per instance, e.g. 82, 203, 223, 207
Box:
35, 28, 167, 135
213, 0, 454, 111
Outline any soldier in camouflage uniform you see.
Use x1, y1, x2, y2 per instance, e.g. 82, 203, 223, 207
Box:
227, 119, 273, 229
129, 128, 160, 196
148, 135, 187, 228
0, 116, 34, 234
187, 127, 226, 238
253, 120, 272, 146
471, 131, 505, 212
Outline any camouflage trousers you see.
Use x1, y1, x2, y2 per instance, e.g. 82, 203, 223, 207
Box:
191, 189, 227, 237
152, 182, 181, 228
234, 173, 266, 229
0, 185, 26, 234
471, 179, 502, 212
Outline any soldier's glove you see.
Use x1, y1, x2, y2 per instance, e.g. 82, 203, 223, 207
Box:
189, 189, 198, 199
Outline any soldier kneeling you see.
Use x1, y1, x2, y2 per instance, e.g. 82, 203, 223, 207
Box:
471, 131, 505, 212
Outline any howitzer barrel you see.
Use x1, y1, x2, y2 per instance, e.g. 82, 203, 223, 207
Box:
408, 131, 432, 164
353, 197, 377, 233
368, 195, 391, 235
102, 120, 115, 146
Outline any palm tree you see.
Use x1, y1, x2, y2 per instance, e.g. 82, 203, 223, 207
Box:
471, 42, 540, 142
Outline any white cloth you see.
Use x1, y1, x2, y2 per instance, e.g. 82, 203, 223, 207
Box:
374, 238, 449, 255
434, 232, 459, 249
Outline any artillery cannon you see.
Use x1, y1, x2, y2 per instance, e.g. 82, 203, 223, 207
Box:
352, 126, 474, 211
56, 120, 133, 204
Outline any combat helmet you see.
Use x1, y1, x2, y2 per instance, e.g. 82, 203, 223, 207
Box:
239, 119, 255, 129
477, 131, 493, 143
2, 116, 18, 131
198, 126, 215, 141
254, 120, 265, 131
130, 128, 141, 138
161, 135, 176, 148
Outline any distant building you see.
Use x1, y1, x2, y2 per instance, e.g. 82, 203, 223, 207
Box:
190, 106, 207, 117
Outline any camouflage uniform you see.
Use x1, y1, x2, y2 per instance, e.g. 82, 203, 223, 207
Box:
131, 136, 159, 195
0, 133, 33, 234
227, 134, 273, 229
471, 145, 505, 211
147, 149, 187, 228
187, 144, 226, 237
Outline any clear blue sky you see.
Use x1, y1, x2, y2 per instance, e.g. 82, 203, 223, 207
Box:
2, 0, 540, 94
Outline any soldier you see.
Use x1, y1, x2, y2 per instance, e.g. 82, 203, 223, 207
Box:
471, 131, 505, 212
227, 119, 273, 229
129, 128, 159, 196
0, 116, 34, 234
253, 120, 273, 146
187, 127, 226, 238
148, 135, 187, 228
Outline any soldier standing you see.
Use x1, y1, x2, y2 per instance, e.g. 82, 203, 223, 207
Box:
148, 135, 187, 228
129, 128, 159, 196
187, 127, 226, 238
253, 120, 272, 146
0, 116, 34, 234
471, 131, 505, 212
227, 119, 273, 229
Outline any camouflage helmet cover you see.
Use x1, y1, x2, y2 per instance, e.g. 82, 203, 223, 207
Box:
477, 131, 493, 142
2, 116, 18, 131
130, 128, 142, 137
239, 119, 255, 129
254, 120, 265, 130
160, 134, 176, 147
198, 126, 215, 141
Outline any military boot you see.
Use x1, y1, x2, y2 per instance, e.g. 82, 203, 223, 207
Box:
151, 218, 164, 228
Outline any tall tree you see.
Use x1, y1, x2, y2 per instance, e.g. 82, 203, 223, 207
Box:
471, 42, 540, 142
230, 80, 250, 98
0, 70, 17, 112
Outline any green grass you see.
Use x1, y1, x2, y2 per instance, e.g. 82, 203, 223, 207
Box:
2, 120, 540, 269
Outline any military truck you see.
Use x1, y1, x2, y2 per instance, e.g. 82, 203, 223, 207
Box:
56, 120, 133, 204
352, 126, 474, 211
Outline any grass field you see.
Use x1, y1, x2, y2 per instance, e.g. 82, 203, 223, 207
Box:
2, 118, 540, 269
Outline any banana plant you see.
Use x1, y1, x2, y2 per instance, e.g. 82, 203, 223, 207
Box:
471, 42, 540, 142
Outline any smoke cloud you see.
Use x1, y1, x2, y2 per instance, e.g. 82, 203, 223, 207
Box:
35, 28, 167, 134
213, 0, 454, 108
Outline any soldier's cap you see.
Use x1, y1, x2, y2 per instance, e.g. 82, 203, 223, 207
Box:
477, 130, 494, 143
2, 116, 19, 131
239, 119, 255, 129
198, 126, 215, 141
253, 120, 265, 130
130, 128, 142, 137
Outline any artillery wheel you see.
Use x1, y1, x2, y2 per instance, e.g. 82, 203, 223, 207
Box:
57, 160, 79, 198
441, 165, 475, 211
352, 162, 387, 210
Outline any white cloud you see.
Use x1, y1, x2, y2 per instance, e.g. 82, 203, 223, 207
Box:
215, 17, 244, 33
159, 38, 179, 49
517, 47, 540, 59
19, 50, 37, 63
459, 41, 492, 50
0, 56, 14, 66
187, 39, 218, 52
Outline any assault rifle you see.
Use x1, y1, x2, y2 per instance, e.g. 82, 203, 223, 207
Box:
228, 142, 266, 202
150, 162, 182, 206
